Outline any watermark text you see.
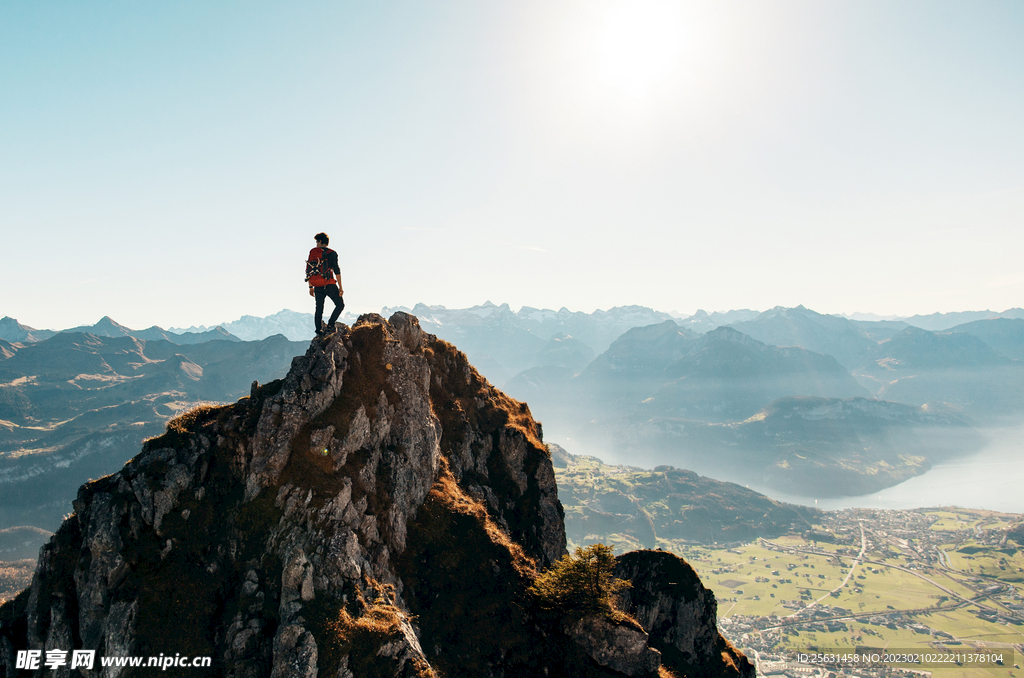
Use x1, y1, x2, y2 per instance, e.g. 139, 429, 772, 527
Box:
16, 650, 212, 671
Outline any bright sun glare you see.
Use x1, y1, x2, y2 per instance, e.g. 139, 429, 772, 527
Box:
531, 1, 716, 140
587, 2, 687, 103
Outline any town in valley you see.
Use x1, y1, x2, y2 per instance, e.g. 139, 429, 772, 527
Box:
676, 507, 1024, 678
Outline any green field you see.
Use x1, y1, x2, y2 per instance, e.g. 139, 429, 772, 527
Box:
946, 547, 1024, 582
660, 508, 1024, 678
555, 457, 1024, 678
671, 541, 952, 619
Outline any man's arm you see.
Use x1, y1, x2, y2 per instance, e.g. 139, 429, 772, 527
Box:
330, 251, 343, 294
306, 248, 316, 295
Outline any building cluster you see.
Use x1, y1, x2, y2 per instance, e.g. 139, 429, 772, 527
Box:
715, 508, 1024, 678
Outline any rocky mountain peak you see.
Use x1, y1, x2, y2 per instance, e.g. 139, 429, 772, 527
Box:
0, 312, 750, 678
0, 317, 54, 344
69, 316, 134, 337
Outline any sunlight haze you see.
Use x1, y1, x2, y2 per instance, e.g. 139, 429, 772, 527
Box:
1, 1, 1022, 330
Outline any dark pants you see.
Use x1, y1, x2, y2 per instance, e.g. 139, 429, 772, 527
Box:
314, 284, 344, 330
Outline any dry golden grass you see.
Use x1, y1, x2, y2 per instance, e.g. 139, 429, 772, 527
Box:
422, 338, 548, 459
326, 579, 436, 678
143, 401, 229, 449
165, 403, 224, 435
331, 579, 402, 637
331, 602, 404, 644
430, 457, 536, 580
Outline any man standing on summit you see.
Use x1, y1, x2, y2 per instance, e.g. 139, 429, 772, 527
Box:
306, 232, 344, 336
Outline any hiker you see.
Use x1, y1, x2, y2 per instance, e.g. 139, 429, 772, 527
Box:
305, 232, 344, 336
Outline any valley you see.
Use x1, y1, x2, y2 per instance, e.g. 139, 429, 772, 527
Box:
3, 304, 1024, 629
553, 450, 1024, 678
674, 509, 1024, 678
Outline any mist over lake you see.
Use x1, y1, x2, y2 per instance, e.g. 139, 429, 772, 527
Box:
746, 423, 1024, 513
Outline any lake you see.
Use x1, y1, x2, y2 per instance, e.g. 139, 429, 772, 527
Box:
748, 423, 1024, 513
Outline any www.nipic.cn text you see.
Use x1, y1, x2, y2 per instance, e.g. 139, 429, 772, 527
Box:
16, 650, 213, 671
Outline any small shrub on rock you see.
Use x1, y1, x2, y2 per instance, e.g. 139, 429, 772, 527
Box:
529, 543, 631, 617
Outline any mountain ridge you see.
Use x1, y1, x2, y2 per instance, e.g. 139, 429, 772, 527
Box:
0, 313, 752, 678
0, 331, 308, 531
553, 446, 818, 548
6, 303, 1022, 509
1, 316, 242, 345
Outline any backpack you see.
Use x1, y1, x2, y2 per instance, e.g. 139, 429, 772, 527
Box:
305, 247, 336, 286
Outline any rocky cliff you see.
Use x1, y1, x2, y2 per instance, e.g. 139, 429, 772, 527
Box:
0, 313, 750, 678
615, 551, 750, 677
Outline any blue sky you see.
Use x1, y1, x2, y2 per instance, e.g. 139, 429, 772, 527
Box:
2, 1, 1022, 330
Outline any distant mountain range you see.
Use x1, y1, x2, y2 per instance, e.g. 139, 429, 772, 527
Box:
0, 315, 239, 345
499, 309, 1004, 496
901, 308, 1024, 331
673, 309, 762, 333
0, 324, 306, 531
590, 396, 985, 497
10, 303, 1024, 366
0, 318, 56, 344
498, 305, 1024, 498
3, 301, 1023, 523
381, 302, 678, 384
170, 309, 362, 342
931, 317, 1024, 362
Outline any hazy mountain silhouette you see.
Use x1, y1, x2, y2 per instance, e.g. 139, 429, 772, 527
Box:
854, 326, 1024, 420
848, 318, 911, 341
644, 327, 870, 422
0, 317, 55, 344
674, 308, 761, 334
901, 308, 1024, 331
3, 315, 241, 345
380, 301, 679, 385
0, 330, 306, 530
0, 526, 52, 562
528, 323, 868, 427
59, 315, 242, 344
512, 303, 679, 352
574, 320, 700, 409
860, 325, 1009, 371
501, 312, 1008, 496
947, 317, 1024, 361
724, 305, 877, 369
534, 333, 595, 373
584, 396, 983, 496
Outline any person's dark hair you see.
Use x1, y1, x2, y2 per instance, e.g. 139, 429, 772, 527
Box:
315, 232, 329, 245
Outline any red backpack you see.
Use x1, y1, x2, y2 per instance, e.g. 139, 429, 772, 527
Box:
305, 247, 336, 286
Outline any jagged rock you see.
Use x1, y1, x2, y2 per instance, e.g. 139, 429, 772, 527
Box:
0, 312, 749, 678
0, 637, 13, 678
269, 624, 318, 678
615, 550, 755, 678
562, 614, 661, 677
